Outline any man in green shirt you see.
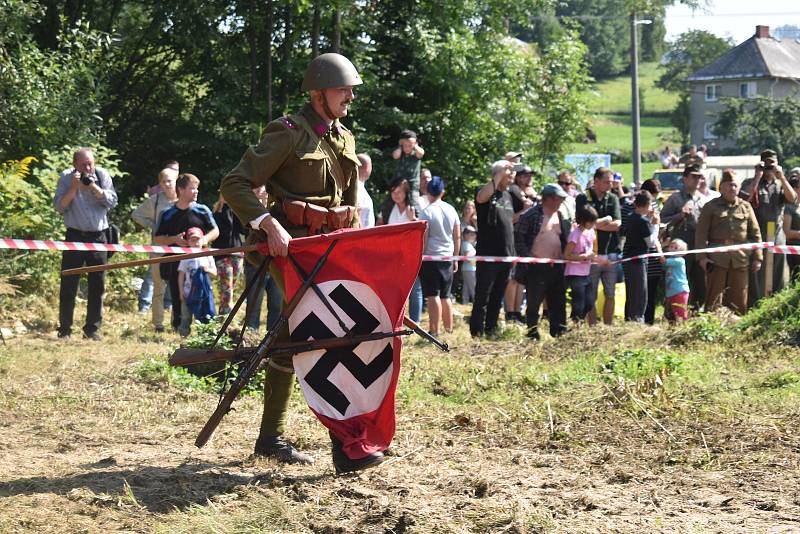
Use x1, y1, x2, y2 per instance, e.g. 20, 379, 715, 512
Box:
221, 53, 383, 475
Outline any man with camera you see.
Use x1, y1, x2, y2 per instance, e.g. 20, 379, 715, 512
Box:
54, 148, 118, 339
469, 160, 516, 337
739, 149, 796, 304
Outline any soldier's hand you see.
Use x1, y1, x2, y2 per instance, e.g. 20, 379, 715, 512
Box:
751, 260, 762, 273
260, 215, 291, 257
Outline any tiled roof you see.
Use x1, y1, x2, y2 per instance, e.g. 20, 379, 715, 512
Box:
688, 35, 800, 81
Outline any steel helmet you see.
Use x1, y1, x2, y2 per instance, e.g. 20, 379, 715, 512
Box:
301, 53, 363, 91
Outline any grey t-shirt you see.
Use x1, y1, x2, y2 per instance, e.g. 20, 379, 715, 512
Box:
420, 199, 459, 256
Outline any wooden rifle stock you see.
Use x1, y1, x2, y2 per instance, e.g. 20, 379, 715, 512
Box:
169, 329, 413, 367
403, 316, 449, 352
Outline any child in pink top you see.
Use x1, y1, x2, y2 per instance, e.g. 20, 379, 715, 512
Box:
564, 206, 608, 321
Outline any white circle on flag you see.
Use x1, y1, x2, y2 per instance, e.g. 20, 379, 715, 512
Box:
288, 280, 394, 420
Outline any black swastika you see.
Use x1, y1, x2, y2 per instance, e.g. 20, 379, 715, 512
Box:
291, 283, 392, 416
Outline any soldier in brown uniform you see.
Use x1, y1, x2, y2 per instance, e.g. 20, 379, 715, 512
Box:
220, 53, 380, 474
695, 170, 763, 313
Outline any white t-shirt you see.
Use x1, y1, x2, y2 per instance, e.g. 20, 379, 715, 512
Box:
357, 180, 375, 228
388, 204, 412, 225
420, 199, 459, 256
178, 256, 216, 298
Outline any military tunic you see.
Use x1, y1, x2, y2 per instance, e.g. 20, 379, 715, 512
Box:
221, 103, 360, 239
740, 176, 790, 301
695, 196, 762, 313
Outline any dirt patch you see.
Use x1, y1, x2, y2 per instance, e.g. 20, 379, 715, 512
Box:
1, 311, 800, 532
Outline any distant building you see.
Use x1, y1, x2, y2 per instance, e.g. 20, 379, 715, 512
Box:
687, 25, 800, 151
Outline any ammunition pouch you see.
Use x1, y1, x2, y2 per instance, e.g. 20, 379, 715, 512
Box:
282, 200, 354, 234
327, 206, 354, 230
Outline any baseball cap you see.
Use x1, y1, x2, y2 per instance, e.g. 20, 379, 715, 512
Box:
514, 164, 533, 174
790, 167, 800, 178
505, 151, 523, 161
427, 175, 445, 196
541, 183, 568, 199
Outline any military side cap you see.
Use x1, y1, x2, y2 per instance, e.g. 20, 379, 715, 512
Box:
683, 163, 703, 176
301, 53, 362, 91
760, 149, 777, 161
720, 169, 736, 184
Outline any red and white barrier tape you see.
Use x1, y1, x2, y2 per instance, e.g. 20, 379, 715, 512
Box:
0, 237, 783, 264
424, 241, 774, 264
0, 238, 204, 254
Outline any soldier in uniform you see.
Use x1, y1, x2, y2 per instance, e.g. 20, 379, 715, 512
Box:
739, 149, 796, 305
695, 170, 762, 314
220, 53, 381, 474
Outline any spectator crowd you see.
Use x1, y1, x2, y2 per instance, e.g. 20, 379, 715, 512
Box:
54, 143, 800, 341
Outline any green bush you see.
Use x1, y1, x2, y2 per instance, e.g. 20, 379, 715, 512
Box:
736, 284, 800, 344
134, 354, 216, 393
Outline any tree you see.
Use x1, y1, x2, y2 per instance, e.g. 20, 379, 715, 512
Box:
713, 96, 800, 159
657, 29, 733, 142
657, 29, 732, 93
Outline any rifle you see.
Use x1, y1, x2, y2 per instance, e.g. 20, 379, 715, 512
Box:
194, 240, 337, 448
169, 329, 413, 367
403, 316, 449, 352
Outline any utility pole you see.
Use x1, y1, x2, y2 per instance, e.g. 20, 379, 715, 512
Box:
629, 15, 652, 189
630, 13, 642, 189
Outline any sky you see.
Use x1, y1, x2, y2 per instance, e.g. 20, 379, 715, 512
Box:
665, 0, 800, 44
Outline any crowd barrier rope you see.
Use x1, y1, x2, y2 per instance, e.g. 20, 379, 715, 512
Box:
0, 238, 785, 265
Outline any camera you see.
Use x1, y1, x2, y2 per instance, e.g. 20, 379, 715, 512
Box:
79, 172, 96, 186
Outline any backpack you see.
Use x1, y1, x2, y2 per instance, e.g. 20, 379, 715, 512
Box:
185, 268, 216, 323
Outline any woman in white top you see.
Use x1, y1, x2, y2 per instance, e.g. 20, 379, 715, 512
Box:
377, 177, 417, 225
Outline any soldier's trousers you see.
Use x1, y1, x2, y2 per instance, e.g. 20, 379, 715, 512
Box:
257, 263, 294, 439
705, 266, 748, 314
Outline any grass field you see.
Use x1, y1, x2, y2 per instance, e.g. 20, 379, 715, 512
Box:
587, 62, 679, 116
1, 294, 799, 532
569, 62, 682, 183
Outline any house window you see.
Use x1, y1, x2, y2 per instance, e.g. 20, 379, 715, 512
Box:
703, 122, 718, 140
739, 81, 757, 98
705, 84, 721, 102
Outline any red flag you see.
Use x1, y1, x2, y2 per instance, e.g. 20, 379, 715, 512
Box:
273, 221, 425, 460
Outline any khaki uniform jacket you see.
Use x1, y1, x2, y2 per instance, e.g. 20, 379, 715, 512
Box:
220, 103, 360, 239
695, 196, 763, 269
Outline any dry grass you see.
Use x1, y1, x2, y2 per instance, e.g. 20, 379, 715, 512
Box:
1, 303, 800, 533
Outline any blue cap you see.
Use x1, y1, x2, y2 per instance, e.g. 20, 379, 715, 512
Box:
427, 175, 445, 196
541, 183, 568, 199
